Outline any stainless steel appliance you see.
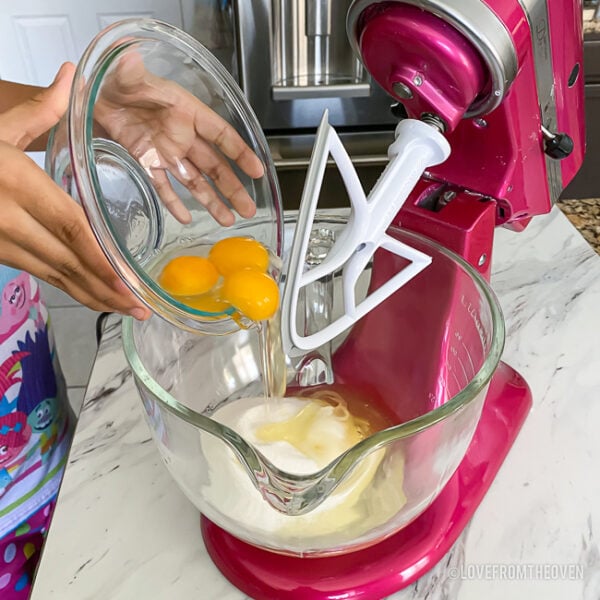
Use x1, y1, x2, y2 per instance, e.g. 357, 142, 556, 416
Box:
232, 0, 396, 129
189, 0, 400, 207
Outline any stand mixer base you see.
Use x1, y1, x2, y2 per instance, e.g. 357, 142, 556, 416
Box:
201, 362, 531, 600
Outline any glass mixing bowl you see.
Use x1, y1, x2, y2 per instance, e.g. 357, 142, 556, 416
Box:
122, 215, 504, 556
46, 18, 283, 334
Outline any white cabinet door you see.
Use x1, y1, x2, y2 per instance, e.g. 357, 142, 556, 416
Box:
0, 0, 184, 86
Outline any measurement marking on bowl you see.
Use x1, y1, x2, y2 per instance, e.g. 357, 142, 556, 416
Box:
450, 369, 462, 392
460, 294, 487, 347
461, 342, 476, 377
456, 354, 470, 386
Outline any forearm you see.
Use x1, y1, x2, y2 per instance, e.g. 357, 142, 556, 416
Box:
0, 81, 51, 151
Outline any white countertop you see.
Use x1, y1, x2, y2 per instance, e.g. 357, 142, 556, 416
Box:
31, 207, 600, 600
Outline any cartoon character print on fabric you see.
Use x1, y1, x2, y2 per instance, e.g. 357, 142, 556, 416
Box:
0, 412, 31, 466
0, 411, 31, 491
16, 328, 61, 461
0, 352, 32, 490
0, 268, 43, 345
0, 351, 30, 414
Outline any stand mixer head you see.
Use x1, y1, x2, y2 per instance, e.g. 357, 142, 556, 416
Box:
347, 0, 585, 230
281, 0, 585, 356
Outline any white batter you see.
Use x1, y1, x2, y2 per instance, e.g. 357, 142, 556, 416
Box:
201, 395, 407, 547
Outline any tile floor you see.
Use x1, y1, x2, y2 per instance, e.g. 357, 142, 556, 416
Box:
40, 280, 101, 417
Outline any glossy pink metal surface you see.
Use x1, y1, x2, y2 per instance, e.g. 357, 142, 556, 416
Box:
358, 3, 487, 131
546, 0, 586, 188
202, 362, 532, 600
356, 0, 585, 230
330, 231, 488, 425
479, 0, 585, 196
397, 181, 497, 279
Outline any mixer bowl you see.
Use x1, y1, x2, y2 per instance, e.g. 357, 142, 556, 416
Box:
122, 215, 504, 556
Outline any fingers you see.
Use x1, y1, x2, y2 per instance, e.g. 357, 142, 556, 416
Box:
148, 134, 242, 226
1, 207, 150, 318
93, 61, 266, 224
150, 161, 235, 226
147, 168, 193, 224
193, 103, 265, 180
166, 158, 236, 226
0, 231, 147, 317
135, 133, 239, 226
121, 135, 197, 225
143, 133, 257, 226
108, 51, 147, 93
37, 62, 76, 123
0, 62, 75, 150
0, 146, 150, 318
0, 241, 123, 314
103, 52, 264, 188
32, 215, 150, 317
187, 138, 257, 219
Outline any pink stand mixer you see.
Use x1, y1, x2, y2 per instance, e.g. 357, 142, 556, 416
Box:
200, 0, 585, 598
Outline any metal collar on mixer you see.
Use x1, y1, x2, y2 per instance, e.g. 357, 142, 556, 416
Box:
346, 0, 519, 117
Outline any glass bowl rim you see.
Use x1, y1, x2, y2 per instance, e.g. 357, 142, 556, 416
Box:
67, 17, 283, 334
121, 213, 505, 484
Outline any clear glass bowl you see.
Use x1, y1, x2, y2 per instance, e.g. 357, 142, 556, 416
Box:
46, 18, 283, 334
122, 215, 505, 556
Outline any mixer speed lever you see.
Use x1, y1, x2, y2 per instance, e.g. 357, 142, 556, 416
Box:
541, 125, 574, 159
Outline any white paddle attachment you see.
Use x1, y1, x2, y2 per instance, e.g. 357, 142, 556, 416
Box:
281, 112, 451, 357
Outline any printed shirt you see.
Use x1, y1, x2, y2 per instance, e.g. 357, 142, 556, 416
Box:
0, 266, 72, 539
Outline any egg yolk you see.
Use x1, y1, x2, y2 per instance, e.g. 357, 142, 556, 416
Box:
209, 237, 269, 276
158, 238, 279, 321
159, 255, 219, 297
221, 270, 279, 321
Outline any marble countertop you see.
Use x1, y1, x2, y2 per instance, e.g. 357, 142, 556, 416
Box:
31, 207, 600, 600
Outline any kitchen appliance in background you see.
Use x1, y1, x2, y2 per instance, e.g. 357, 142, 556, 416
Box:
233, 0, 395, 129
189, 0, 400, 209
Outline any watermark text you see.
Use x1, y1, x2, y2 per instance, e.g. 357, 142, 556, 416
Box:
448, 563, 584, 581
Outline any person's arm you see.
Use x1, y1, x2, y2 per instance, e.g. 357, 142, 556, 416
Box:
0, 80, 58, 151
0, 63, 151, 318
0, 59, 267, 316
0, 80, 41, 110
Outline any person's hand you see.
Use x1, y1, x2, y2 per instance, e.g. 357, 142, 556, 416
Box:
94, 53, 265, 226
0, 63, 151, 318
